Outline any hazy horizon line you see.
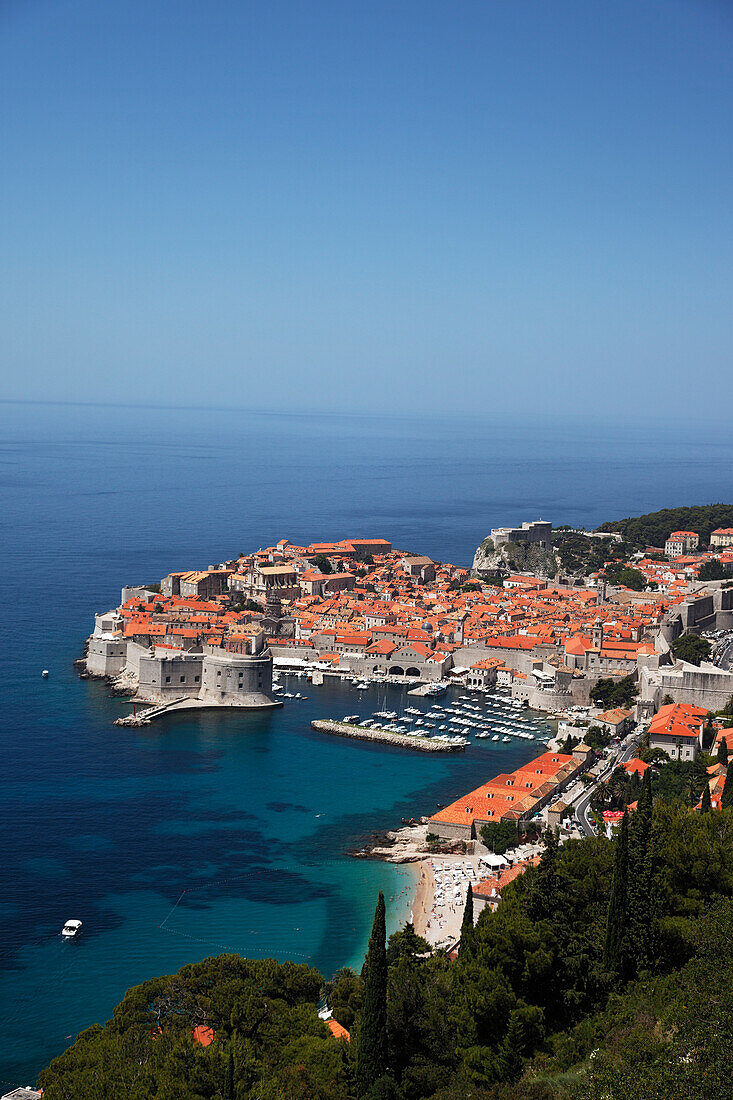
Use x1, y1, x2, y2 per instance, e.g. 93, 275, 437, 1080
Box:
2, 396, 729, 430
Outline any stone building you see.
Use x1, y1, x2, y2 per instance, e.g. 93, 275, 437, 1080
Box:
490, 521, 552, 550
299, 571, 357, 598
160, 569, 232, 599
639, 658, 733, 713
711, 528, 733, 549
647, 702, 706, 761
402, 555, 436, 583
664, 531, 699, 558
228, 563, 301, 603
136, 634, 278, 709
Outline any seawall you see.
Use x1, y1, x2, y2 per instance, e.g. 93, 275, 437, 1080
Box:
310, 720, 465, 753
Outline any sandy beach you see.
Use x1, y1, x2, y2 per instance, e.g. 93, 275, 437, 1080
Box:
411, 852, 487, 948
411, 860, 432, 937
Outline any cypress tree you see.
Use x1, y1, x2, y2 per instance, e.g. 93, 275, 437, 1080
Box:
701, 781, 712, 812
721, 770, 733, 809
604, 810, 630, 979
357, 892, 388, 1096
718, 739, 729, 767
224, 1049, 235, 1100
627, 771, 654, 973
636, 769, 652, 843
460, 884, 474, 956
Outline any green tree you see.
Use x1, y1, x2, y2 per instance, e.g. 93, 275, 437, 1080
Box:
591, 675, 638, 709
699, 558, 727, 581
604, 811, 630, 979
385, 924, 430, 968
627, 770, 654, 973
325, 967, 363, 1029
357, 892, 388, 1095
363, 1075, 403, 1100
313, 554, 333, 574
460, 885, 474, 957
604, 564, 648, 591
671, 632, 712, 666
585, 724, 611, 752
701, 781, 712, 812
718, 739, 729, 767
479, 820, 517, 854
721, 771, 733, 810
526, 828, 559, 922
224, 1048, 235, 1100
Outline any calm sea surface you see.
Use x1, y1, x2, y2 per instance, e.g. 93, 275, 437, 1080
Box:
1, 402, 732, 1086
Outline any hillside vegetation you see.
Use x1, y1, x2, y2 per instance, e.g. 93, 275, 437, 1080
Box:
39, 792, 733, 1100
599, 504, 733, 550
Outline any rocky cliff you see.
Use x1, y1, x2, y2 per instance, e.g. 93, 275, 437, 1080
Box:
471, 536, 559, 578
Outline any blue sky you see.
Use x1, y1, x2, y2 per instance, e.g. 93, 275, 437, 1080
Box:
2, 0, 731, 418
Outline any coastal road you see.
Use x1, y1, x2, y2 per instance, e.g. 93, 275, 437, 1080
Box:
714, 634, 733, 672
574, 736, 639, 837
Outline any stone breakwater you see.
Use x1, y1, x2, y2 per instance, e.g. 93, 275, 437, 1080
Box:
310, 720, 465, 752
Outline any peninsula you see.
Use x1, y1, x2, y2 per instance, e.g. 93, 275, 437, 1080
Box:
81, 510, 733, 724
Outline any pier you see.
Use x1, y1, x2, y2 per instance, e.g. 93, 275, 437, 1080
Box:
310, 719, 465, 752
114, 699, 192, 726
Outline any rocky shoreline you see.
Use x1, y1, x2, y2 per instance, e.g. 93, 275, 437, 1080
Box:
350, 820, 468, 863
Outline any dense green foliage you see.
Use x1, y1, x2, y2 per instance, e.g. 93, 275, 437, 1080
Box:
671, 631, 712, 666
313, 554, 333, 574
722, 771, 733, 810
599, 503, 733, 550
39, 795, 733, 1100
590, 675, 637, 708
602, 563, 647, 591
699, 557, 728, 580
551, 531, 624, 577
479, 820, 519, 854
479, 820, 541, 854
583, 724, 610, 751
38, 955, 349, 1100
230, 596, 263, 613
593, 759, 709, 814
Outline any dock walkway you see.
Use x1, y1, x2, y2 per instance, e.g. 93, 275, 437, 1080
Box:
311, 719, 464, 753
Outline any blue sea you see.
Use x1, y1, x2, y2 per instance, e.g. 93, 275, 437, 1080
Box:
1, 401, 732, 1088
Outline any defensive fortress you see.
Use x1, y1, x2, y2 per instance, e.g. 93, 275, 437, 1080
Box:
85, 604, 280, 711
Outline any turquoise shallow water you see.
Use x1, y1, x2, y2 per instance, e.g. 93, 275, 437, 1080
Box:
1, 670, 536, 1085
2, 402, 732, 1086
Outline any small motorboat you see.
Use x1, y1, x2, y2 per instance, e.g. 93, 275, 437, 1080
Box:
42, 670, 49, 678
61, 919, 82, 938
